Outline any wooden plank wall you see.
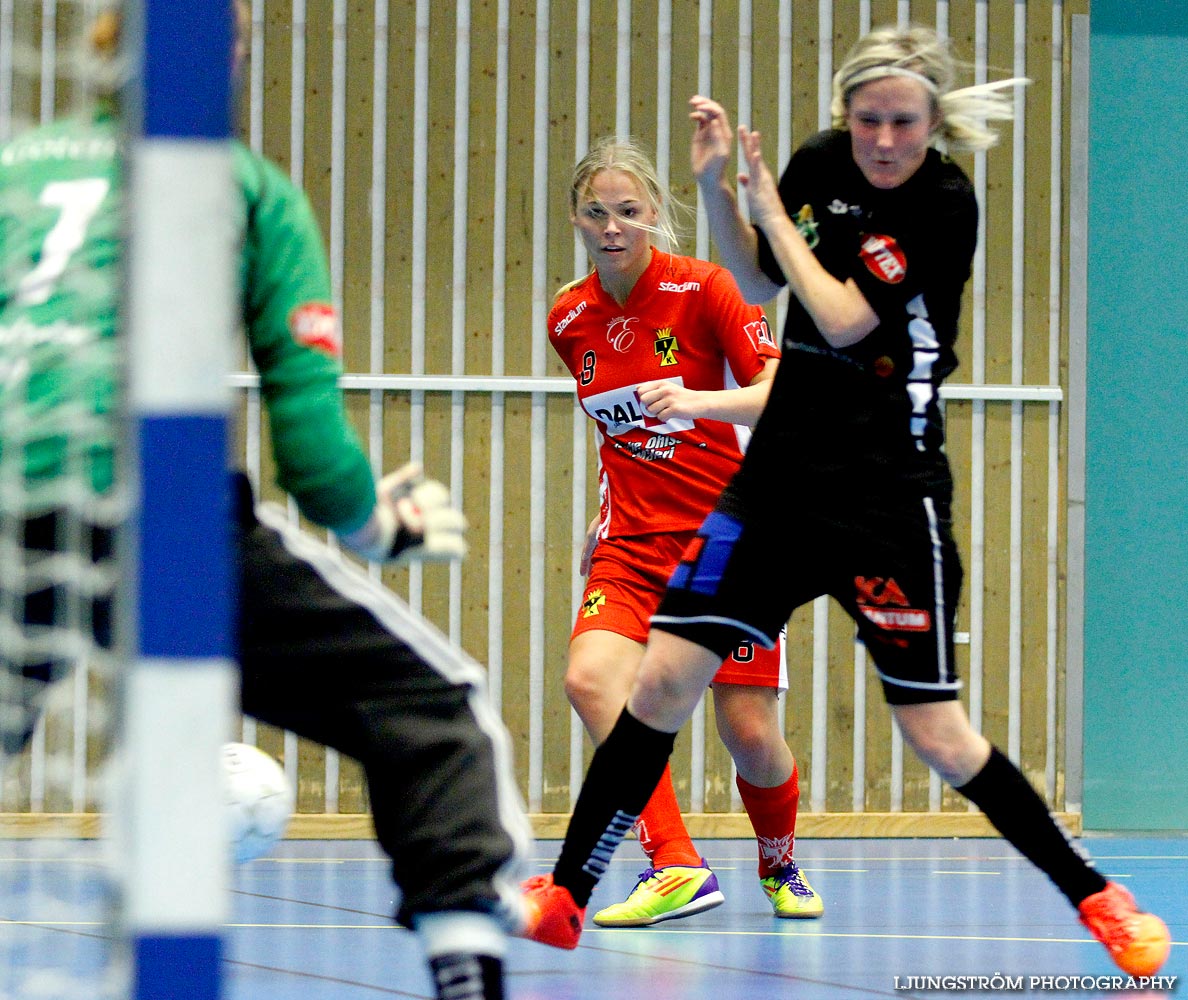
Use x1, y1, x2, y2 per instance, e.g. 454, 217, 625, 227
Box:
0, 0, 1090, 837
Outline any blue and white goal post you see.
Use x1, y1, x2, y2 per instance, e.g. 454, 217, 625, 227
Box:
123, 1, 238, 997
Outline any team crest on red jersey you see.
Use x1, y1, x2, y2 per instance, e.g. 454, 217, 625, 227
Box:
859, 233, 907, 284
654, 327, 679, 366
290, 303, 342, 357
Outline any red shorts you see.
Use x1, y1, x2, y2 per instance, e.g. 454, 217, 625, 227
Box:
572, 531, 786, 690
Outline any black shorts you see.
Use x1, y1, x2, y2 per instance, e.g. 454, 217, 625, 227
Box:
651, 487, 963, 705
234, 475, 530, 926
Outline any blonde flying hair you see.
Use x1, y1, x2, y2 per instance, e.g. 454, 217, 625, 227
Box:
568, 137, 692, 252
830, 25, 1028, 152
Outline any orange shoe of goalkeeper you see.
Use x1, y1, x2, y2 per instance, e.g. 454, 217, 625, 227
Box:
519, 874, 586, 950
1078, 882, 1171, 977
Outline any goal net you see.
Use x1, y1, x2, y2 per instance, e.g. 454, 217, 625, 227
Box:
3, 3, 242, 997
0, 354, 126, 1000
2, 3, 130, 997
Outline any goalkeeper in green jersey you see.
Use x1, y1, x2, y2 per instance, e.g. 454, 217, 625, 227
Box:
0, 8, 530, 1000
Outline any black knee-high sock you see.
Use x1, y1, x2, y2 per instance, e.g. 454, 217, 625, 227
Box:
428, 954, 503, 1000
956, 746, 1107, 907
553, 708, 677, 907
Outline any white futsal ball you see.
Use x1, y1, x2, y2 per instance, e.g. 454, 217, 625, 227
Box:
222, 742, 295, 863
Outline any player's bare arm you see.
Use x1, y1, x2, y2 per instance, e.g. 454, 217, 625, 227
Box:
737, 125, 878, 347
637, 358, 777, 428
688, 95, 782, 305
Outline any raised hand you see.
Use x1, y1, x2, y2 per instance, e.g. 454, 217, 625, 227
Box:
689, 95, 736, 187
736, 125, 785, 234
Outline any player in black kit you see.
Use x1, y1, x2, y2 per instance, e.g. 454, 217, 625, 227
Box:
520, 24, 1171, 979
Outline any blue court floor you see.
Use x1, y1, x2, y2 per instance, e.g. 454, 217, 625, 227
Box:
2, 835, 1184, 999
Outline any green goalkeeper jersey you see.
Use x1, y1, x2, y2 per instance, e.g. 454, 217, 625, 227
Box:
0, 111, 376, 533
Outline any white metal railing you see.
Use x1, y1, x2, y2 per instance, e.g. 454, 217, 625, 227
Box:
227, 372, 1064, 400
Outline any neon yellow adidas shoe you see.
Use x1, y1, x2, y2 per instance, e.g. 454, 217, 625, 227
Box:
760, 862, 824, 918
592, 861, 725, 927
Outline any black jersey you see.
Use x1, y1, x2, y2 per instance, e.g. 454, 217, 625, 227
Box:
752, 129, 977, 492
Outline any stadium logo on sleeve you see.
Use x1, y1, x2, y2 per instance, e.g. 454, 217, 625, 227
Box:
289, 303, 342, 357
553, 299, 587, 335
859, 234, 907, 284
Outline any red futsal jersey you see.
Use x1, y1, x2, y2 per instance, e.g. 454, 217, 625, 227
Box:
549, 249, 779, 539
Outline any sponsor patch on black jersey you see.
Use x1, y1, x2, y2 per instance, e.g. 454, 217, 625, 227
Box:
859, 233, 907, 284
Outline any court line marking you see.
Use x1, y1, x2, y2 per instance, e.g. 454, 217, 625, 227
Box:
222, 957, 431, 998
554, 941, 922, 998
6, 852, 1186, 864
231, 889, 393, 919
585, 926, 1187, 948
1, 917, 402, 931
7, 916, 1181, 952
528, 861, 871, 873
931, 870, 1001, 875
621, 854, 1188, 863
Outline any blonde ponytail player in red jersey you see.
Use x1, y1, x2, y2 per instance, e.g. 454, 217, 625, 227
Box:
541, 137, 822, 933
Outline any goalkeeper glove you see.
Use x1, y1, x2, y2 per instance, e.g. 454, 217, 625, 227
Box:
342, 463, 467, 563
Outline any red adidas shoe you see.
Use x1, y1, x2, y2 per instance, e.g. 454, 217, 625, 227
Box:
519, 873, 586, 949
1078, 882, 1171, 977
